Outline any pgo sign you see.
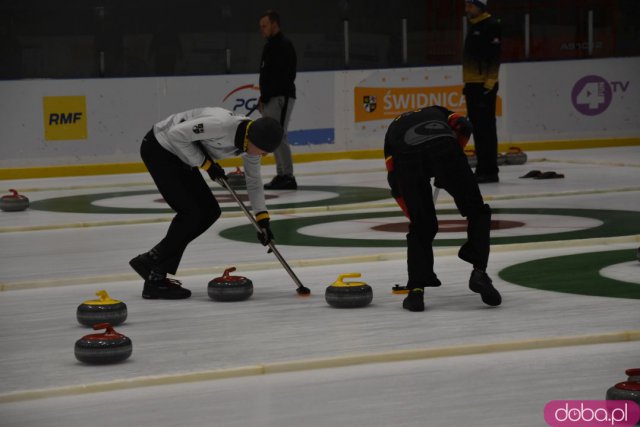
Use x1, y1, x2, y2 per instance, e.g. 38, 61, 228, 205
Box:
222, 84, 260, 117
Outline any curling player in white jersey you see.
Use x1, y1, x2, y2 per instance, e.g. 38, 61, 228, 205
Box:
129, 107, 283, 300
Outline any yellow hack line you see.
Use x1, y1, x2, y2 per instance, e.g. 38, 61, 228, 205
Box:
1, 329, 638, 404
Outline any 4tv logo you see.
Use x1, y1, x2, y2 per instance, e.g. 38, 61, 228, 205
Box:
222, 84, 260, 117
571, 75, 630, 116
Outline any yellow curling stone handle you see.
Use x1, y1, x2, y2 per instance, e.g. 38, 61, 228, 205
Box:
82, 290, 122, 305
331, 273, 367, 287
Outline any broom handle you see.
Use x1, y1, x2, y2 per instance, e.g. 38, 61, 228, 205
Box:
216, 178, 307, 292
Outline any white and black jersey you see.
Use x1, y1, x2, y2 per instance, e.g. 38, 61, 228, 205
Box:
153, 107, 268, 213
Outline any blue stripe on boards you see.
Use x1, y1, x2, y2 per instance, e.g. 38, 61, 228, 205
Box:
288, 128, 335, 145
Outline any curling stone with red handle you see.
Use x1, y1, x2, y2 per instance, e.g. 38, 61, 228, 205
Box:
497, 152, 507, 166
0, 189, 29, 212
227, 167, 246, 190
74, 323, 132, 364
208, 267, 253, 301
627, 369, 640, 382
325, 273, 373, 308
77, 290, 127, 327
606, 368, 640, 412
505, 146, 528, 165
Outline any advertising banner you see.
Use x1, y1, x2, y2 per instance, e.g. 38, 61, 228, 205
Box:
0, 57, 638, 169
42, 96, 88, 141
503, 57, 640, 141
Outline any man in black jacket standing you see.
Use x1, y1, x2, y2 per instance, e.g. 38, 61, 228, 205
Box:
258, 10, 298, 190
463, 0, 501, 183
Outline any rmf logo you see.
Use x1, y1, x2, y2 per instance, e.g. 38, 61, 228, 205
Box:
222, 84, 260, 117
49, 112, 83, 125
42, 96, 88, 141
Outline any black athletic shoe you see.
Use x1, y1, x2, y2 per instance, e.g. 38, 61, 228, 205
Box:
264, 175, 298, 190
129, 253, 157, 280
142, 278, 191, 300
402, 288, 425, 312
469, 270, 502, 306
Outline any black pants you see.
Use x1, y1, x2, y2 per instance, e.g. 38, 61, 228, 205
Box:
464, 83, 499, 176
140, 130, 221, 275
394, 138, 491, 288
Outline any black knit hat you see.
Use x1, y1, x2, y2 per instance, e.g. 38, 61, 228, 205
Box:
248, 117, 283, 152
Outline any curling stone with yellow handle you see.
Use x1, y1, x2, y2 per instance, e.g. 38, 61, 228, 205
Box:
0, 189, 30, 212
74, 323, 132, 364
325, 273, 373, 308
392, 284, 410, 295
76, 290, 127, 327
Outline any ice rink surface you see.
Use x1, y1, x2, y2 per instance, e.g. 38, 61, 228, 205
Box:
1, 146, 639, 426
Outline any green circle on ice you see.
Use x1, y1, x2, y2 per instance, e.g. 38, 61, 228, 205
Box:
28, 185, 391, 214
499, 249, 640, 300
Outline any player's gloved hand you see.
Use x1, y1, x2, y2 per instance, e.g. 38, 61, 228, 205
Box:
255, 212, 274, 246
201, 158, 227, 182
483, 79, 497, 95
209, 162, 227, 181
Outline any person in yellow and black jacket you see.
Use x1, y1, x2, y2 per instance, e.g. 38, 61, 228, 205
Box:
384, 106, 502, 312
463, 0, 502, 183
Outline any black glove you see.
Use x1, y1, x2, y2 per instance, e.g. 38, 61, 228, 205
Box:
205, 160, 227, 181
482, 80, 498, 96
255, 212, 274, 246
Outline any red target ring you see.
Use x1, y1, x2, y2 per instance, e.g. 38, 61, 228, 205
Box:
372, 219, 525, 233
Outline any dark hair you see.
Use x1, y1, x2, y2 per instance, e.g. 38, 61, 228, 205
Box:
260, 9, 281, 26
